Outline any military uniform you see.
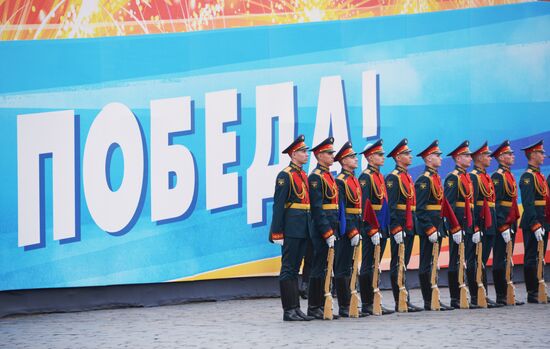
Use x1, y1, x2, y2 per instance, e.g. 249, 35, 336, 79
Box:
269, 135, 314, 321
444, 140, 479, 309
306, 137, 339, 319
490, 140, 523, 305
518, 140, 550, 303
334, 142, 365, 317
385, 138, 423, 312
469, 142, 501, 308
358, 139, 394, 315
415, 140, 458, 311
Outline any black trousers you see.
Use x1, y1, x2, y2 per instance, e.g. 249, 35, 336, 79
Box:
360, 234, 388, 276
523, 228, 549, 268
309, 231, 329, 279
301, 239, 314, 280
418, 235, 443, 275
493, 230, 518, 271
334, 235, 353, 278
280, 237, 308, 281
390, 232, 414, 276
446, 232, 476, 271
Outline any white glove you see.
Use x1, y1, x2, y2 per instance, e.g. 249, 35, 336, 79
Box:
273, 239, 284, 246
393, 231, 404, 244
452, 230, 463, 244
428, 231, 439, 244
326, 235, 336, 248
534, 227, 544, 242
501, 228, 511, 243
472, 231, 481, 244
351, 234, 361, 247
371, 232, 381, 245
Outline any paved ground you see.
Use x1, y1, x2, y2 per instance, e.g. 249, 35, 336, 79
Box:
1, 283, 549, 349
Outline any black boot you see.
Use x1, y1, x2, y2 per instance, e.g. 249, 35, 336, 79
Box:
493, 269, 507, 305
280, 279, 305, 321
525, 266, 539, 304
407, 295, 424, 312
299, 279, 309, 300
360, 273, 374, 315
335, 277, 351, 317
292, 279, 314, 320
419, 272, 432, 310
448, 271, 460, 309
483, 269, 502, 308
466, 268, 480, 309
390, 272, 400, 312
307, 278, 324, 319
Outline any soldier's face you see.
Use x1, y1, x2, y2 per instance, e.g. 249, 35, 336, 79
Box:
396, 152, 412, 166
455, 154, 472, 168
499, 152, 514, 166
368, 153, 385, 167
342, 154, 358, 170
530, 151, 545, 166
475, 153, 491, 168
317, 151, 334, 167
292, 149, 308, 165
426, 153, 442, 168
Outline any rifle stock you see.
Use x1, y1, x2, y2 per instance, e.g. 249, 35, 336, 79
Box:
373, 244, 382, 315
476, 242, 488, 308
397, 242, 408, 312
349, 243, 361, 317
505, 240, 516, 305
430, 241, 440, 311
537, 240, 548, 304
323, 247, 335, 319
458, 241, 470, 309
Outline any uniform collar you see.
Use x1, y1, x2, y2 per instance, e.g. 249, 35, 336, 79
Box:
474, 166, 486, 174
454, 165, 466, 174
528, 164, 540, 172
367, 164, 379, 173
395, 165, 408, 173
425, 166, 438, 175
343, 169, 355, 177
317, 164, 330, 172
498, 164, 510, 172
290, 162, 302, 171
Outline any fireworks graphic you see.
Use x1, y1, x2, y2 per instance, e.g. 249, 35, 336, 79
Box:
0, 0, 530, 40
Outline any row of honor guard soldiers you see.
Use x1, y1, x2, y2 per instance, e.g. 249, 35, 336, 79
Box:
269, 135, 550, 321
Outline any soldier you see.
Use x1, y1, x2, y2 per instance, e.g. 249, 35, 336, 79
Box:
334, 141, 367, 317
469, 142, 502, 308
415, 140, 457, 311
358, 139, 395, 315
306, 137, 339, 319
269, 135, 315, 321
386, 138, 424, 312
490, 140, 524, 305
444, 140, 480, 309
519, 140, 550, 303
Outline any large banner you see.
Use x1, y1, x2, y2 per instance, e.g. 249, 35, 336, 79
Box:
1, 2, 549, 291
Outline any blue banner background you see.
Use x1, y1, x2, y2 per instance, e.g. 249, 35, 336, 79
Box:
0, 2, 549, 290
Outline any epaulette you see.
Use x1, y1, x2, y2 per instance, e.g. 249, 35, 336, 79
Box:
471, 169, 478, 175
526, 168, 534, 174
283, 166, 292, 174
445, 172, 457, 181
391, 169, 399, 175
314, 169, 322, 175
522, 171, 535, 179
452, 169, 459, 175
497, 168, 503, 174
365, 169, 372, 175
423, 171, 430, 177
337, 173, 346, 180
